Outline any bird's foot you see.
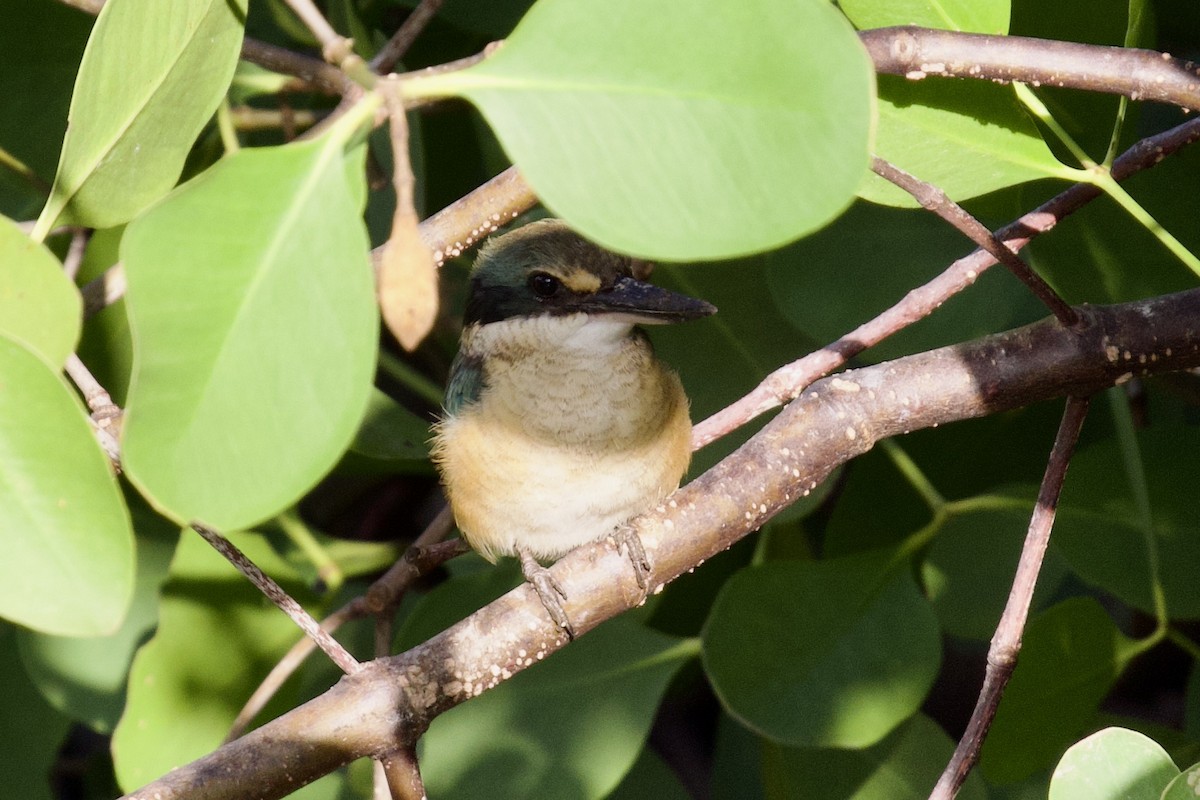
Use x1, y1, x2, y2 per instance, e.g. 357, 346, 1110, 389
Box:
518, 548, 575, 639
609, 524, 652, 596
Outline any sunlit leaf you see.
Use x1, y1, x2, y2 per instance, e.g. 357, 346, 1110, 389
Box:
37, 0, 246, 232
861, 77, 1065, 207
0, 215, 81, 366
1049, 727, 1176, 800
121, 138, 378, 531
407, 0, 873, 260
840, 0, 1010, 34
0, 334, 133, 636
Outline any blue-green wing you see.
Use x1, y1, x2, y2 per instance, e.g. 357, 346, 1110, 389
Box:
444, 350, 485, 415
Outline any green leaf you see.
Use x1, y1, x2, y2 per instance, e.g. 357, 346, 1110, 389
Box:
1053, 428, 1200, 619
111, 531, 327, 790
421, 618, 694, 800
350, 388, 432, 462
36, 0, 247, 233
839, 0, 1010, 34
1049, 727, 1177, 800
121, 138, 378, 531
766, 201, 1045, 364
0, 334, 134, 636
924, 496, 1069, 640
1023, 147, 1200, 305
861, 77, 1066, 207
0, 625, 73, 800
1162, 761, 1200, 800
0, 215, 81, 366
17, 506, 177, 734
981, 598, 1134, 784
762, 714, 989, 800
702, 552, 942, 748
408, 0, 873, 260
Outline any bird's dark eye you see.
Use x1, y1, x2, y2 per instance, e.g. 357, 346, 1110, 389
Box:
528, 272, 562, 299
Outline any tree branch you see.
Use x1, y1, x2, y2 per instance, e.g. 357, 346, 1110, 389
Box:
860, 26, 1200, 108
692, 115, 1200, 448
930, 395, 1090, 800
124, 287, 1200, 800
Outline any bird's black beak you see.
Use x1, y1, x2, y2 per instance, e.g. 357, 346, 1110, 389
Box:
578, 276, 716, 324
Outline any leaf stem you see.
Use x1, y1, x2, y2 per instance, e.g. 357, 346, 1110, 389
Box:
276, 509, 343, 594
1106, 387, 1169, 626
880, 439, 945, 511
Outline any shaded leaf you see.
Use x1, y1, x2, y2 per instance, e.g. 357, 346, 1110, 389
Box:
421, 617, 694, 800
0, 625, 73, 800
766, 201, 1045, 364
981, 598, 1134, 784
17, 506, 177, 734
702, 552, 941, 748
924, 495, 1069, 640
762, 714, 989, 800
1053, 428, 1200, 619
111, 531, 326, 790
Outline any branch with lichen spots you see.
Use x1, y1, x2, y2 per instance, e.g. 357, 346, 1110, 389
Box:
122, 286, 1200, 800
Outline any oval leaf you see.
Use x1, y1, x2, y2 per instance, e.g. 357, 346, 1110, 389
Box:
981, 598, 1134, 784
765, 714, 989, 800
121, 139, 378, 531
861, 77, 1066, 206
409, 0, 873, 260
702, 553, 942, 749
840, 0, 1010, 34
1054, 428, 1200, 619
37, 0, 247, 232
111, 532, 327, 790
1050, 727, 1177, 800
0, 215, 81, 366
0, 334, 134, 636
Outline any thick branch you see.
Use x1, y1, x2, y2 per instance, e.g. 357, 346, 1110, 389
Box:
861, 26, 1200, 108
124, 288, 1200, 800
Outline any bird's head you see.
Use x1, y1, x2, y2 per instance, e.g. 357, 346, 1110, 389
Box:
464, 219, 716, 327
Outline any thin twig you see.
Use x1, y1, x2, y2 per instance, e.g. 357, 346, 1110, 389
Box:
240, 38, 354, 96
63, 354, 123, 464
62, 227, 90, 280
416, 165, 538, 266
279, 0, 377, 89
691, 115, 1200, 449
226, 505, 456, 740
80, 262, 126, 319
860, 26, 1200, 109
930, 395, 1091, 800
370, 0, 447, 74
870, 156, 1078, 326
190, 522, 361, 675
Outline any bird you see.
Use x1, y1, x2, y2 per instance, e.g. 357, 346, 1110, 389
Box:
431, 219, 716, 635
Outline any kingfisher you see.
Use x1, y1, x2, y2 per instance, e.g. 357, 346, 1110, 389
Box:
432, 219, 715, 634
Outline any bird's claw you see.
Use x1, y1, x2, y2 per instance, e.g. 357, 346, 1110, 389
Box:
519, 548, 575, 639
610, 524, 652, 594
